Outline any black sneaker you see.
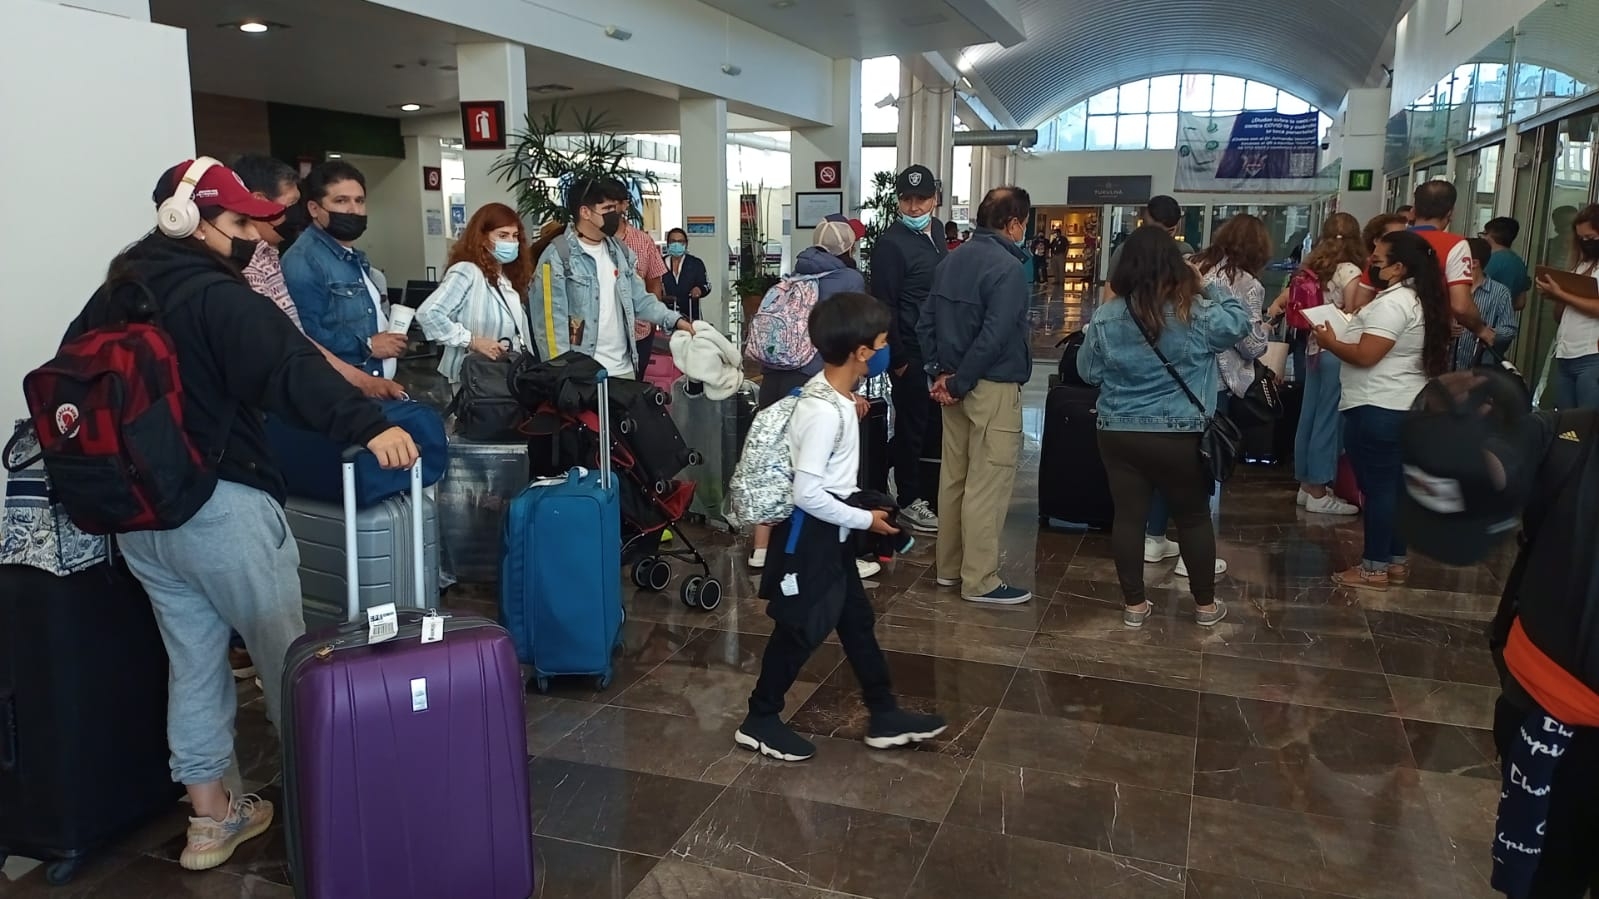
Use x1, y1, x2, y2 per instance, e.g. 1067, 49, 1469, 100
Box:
865, 708, 948, 750
734, 714, 815, 762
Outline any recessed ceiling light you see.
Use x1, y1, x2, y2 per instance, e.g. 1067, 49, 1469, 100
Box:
398, 103, 425, 112
771, 0, 795, 7
239, 21, 269, 33
530, 83, 574, 94
221, 20, 287, 33
327, 153, 342, 159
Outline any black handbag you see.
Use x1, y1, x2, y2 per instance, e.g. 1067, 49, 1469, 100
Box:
1131, 316, 1244, 485
1230, 360, 1283, 427
449, 345, 529, 441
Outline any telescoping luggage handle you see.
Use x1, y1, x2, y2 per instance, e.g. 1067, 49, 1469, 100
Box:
590, 368, 612, 490
339, 446, 425, 619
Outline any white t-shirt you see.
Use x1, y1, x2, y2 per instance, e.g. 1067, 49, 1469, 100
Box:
789, 374, 872, 539
1307, 262, 1362, 358
1554, 261, 1599, 360
580, 239, 633, 379
362, 271, 397, 380
1339, 283, 1426, 411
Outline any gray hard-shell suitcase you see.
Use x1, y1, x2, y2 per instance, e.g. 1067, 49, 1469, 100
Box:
436, 436, 529, 584
668, 377, 757, 528
285, 464, 440, 630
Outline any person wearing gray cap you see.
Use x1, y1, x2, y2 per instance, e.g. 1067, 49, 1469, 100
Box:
869, 164, 949, 533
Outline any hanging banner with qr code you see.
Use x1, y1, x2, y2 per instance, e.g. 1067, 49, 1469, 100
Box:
1175, 111, 1322, 193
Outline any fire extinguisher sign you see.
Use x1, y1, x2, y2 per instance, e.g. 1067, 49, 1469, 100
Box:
460, 101, 508, 151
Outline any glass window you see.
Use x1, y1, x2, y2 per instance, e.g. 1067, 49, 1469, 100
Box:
1088, 87, 1118, 116
1277, 94, 1310, 115
1056, 104, 1087, 152
1147, 113, 1178, 150
1212, 76, 1246, 111
1243, 80, 1278, 110
1149, 75, 1181, 113
1086, 115, 1117, 150
1180, 75, 1213, 112
1116, 115, 1147, 150
1118, 79, 1149, 114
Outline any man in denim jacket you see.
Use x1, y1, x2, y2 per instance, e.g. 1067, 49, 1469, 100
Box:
281, 161, 406, 379
530, 177, 691, 376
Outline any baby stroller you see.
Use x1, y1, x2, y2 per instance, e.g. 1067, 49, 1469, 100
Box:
514, 352, 723, 612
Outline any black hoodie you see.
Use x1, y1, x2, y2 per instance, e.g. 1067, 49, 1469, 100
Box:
63, 233, 391, 504
869, 218, 948, 371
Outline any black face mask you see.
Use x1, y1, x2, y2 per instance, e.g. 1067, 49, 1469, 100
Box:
1367, 264, 1391, 291
1581, 237, 1599, 260
323, 211, 368, 242
228, 237, 259, 270
599, 211, 623, 237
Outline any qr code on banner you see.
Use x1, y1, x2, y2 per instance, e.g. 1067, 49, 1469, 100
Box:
1289, 152, 1317, 178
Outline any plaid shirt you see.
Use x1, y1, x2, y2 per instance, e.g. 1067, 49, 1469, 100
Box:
243, 241, 303, 332
620, 224, 666, 283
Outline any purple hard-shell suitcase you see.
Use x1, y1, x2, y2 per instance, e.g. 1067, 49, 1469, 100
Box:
281, 452, 534, 899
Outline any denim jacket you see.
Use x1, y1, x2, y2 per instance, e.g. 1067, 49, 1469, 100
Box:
1077, 281, 1251, 432
280, 225, 382, 375
529, 227, 684, 371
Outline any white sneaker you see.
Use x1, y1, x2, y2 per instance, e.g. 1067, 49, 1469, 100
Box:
1296, 489, 1310, 507
902, 500, 940, 534
748, 547, 767, 570
1174, 557, 1228, 578
856, 558, 883, 580
1143, 536, 1181, 563
1306, 493, 1360, 516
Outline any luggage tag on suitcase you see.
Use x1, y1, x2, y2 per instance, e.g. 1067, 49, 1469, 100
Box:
420, 610, 448, 644
367, 602, 399, 644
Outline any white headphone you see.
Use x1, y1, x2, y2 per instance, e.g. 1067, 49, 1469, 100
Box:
156, 156, 224, 239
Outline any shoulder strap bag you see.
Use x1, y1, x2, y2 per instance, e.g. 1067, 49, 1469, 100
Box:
1128, 307, 1243, 486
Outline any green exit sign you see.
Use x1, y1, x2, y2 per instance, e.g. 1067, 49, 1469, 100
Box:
1348, 169, 1375, 192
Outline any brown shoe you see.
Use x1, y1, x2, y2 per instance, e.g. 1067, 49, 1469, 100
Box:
229, 646, 256, 680
1332, 566, 1389, 592
1387, 563, 1410, 585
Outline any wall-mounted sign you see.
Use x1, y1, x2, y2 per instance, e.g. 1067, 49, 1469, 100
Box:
793, 192, 844, 228
460, 101, 507, 151
425, 209, 444, 237
685, 215, 717, 235
1066, 175, 1154, 206
1347, 169, 1375, 192
422, 166, 443, 192
814, 161, 842, 189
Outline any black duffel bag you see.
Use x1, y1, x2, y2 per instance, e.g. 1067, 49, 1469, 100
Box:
449, 343, 532, 441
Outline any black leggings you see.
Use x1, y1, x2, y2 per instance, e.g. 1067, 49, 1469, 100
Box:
1096, 430, 1217, 606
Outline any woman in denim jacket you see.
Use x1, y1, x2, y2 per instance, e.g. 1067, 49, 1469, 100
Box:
1078, 226, 1251, 628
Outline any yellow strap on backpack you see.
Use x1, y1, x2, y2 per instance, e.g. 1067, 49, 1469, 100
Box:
541, 261, 556, 351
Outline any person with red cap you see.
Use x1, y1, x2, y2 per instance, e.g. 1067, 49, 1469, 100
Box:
58, 157, 418, 872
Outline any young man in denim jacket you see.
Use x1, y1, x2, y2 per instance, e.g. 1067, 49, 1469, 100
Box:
530, 177, 692, 376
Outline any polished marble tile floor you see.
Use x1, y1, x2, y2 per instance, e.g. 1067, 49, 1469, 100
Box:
1, 365, 1511, 898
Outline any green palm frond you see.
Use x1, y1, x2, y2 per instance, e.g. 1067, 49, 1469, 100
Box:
490, 101, 660, 228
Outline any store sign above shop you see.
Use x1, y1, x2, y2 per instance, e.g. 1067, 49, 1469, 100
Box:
1066, 176, 1153, 205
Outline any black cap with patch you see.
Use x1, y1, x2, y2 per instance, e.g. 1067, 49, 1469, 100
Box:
1398, 368, 1538, 566
896, 165, 938, 198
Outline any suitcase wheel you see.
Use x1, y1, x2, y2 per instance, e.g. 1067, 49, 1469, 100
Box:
619, 417, 635, 436
597, 672, 613, 690
533, 676, 550, 694
46, 859, 80, 886
687, 450, 704, 467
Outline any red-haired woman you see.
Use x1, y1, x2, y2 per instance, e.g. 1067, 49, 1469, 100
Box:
417, 202, 534, 384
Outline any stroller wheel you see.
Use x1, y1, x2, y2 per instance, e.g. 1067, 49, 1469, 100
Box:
680, 576, 704, 609
696, 578, 723, 612
631, 558, 655, 589
647, 559, 672, 592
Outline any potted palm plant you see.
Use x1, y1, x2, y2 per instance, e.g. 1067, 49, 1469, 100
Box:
490, 102, 658, 228
858, 170, 901, 284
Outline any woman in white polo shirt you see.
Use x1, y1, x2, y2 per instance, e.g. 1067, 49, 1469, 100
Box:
1312, 230, 1453, 591
1536, 203, 1599, 411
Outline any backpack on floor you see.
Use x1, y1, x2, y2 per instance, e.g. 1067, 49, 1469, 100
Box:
724, 379, 843, 529
20, 278, 228, 534
1285, 267, 1324, 332
743, 274, 828, 370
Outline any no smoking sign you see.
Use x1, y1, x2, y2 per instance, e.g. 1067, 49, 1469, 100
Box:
814, 161, 841, 189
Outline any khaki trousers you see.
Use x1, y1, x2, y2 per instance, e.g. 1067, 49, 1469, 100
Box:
936, 379, 1023, 595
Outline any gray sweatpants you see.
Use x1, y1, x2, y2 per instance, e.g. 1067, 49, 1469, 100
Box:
119, 481, 306, 786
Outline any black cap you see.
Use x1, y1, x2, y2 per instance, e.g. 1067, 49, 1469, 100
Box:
1398, 368, 1539, 566
896, 165, 938, 198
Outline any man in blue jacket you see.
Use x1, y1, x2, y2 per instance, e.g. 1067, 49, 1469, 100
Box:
918, 186, 1035, 605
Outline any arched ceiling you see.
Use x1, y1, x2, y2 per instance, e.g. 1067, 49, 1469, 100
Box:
963, 0, 1409, 127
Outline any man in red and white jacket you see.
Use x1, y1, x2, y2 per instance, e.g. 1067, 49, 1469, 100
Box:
1357, 181, 1494, 345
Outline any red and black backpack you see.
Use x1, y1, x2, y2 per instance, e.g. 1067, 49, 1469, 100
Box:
21, 277, 227, 534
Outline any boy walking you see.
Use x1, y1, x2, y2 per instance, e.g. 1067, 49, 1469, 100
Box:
736, 292, 947, 761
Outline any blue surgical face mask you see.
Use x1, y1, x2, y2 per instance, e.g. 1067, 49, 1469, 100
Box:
666, 242, 687, 257
492, 240, 520, 264
901, 212, 932, 232
865, 344, 891, 378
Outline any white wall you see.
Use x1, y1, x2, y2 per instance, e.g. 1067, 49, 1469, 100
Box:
0, 0, 193, 468
1390, 0, 1543, 113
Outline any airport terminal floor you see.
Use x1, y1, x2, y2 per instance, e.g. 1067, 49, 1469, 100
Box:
1, 286, 1506, 898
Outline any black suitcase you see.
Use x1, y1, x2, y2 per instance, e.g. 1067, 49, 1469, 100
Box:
0, 562, 179, 885
859, 396, 890, 493
1238, 381, 1303, 465
1038, 385, 1114, 529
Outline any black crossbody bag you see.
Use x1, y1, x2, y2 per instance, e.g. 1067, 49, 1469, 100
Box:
1129, 313, 1243, 485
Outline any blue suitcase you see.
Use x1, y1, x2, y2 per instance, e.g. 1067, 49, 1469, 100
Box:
499, 369, 624, 693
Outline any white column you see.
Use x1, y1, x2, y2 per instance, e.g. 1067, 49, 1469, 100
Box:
895, 64, 916, 173
969, 147, 989, 211
680, 98, 730, 333
456, 42, 527, 214
1335, 88, 1391, 225
407, 135, 449, 278
790, 58, 862, 264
